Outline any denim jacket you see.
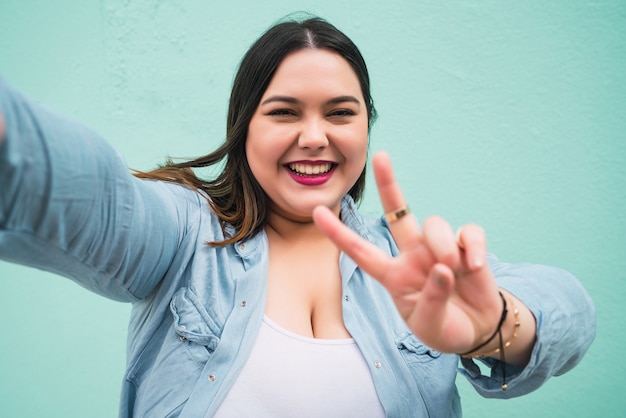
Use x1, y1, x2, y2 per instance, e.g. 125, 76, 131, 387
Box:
0, 79, 596, 417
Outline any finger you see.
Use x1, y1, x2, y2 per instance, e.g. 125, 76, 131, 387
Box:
409, 264, 465, 351
373, 152, 422, 250
313, 205, 393, 279
454, 224, 496, 302
456, 224, 487, 271
422, 216, 461, 271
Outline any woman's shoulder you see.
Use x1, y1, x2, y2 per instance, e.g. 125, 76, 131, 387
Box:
134, 177, 221, 228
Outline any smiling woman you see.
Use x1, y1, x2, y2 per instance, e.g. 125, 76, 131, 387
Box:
0, 14, 595, 418
247, 48, 369, 221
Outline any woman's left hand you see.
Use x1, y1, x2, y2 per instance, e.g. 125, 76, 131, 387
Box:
313, 151, 507, 355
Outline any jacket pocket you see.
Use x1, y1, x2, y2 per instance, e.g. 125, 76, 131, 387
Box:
169, 286, 222, 365
396, 332, 442, 364
125, 287, 224, 417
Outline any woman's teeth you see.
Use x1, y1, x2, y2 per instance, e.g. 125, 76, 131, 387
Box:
288, 163, 333, 175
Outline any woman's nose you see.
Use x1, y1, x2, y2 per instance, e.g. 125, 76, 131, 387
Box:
297, 118, 329, 149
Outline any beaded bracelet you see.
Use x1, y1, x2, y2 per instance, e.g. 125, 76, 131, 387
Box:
459, 291, 521, 390
474, 297, 520, 360
459, 292, 508, 356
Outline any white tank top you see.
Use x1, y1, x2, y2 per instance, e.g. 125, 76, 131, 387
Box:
214, 315, 386, 417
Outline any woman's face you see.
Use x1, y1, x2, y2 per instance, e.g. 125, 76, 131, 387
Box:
246, 48, 369, 222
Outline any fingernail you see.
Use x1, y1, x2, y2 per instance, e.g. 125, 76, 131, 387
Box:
433, 271, 447, 287
473, 256, 484, 269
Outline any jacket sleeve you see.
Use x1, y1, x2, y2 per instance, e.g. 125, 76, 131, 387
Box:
0, 78, 195, 302
458, 253, 596, 398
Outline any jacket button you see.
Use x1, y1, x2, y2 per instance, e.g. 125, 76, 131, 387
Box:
374, 361, 382, 368
208, 374, 217, 382
240, 300, 247, 307
179, 336, 187, 342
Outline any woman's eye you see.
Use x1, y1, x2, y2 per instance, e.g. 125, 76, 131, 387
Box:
328, 109, 355, 117
268, 109, 295, 116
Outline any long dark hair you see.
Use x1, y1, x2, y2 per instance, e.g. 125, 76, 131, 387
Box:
135, 17, 377, 246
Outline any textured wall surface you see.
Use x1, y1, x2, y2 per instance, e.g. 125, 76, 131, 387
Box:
1, 1, 623, 417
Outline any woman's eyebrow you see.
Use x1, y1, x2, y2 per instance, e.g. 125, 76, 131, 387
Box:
260, 95, 361, 106
260, 95, 300, 105
327, 95, 361, 106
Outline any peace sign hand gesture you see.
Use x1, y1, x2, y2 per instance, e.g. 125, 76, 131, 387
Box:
313, 152, 532, 360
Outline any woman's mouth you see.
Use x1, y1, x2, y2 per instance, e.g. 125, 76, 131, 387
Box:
287, 162, 334, 176
285, 162, 336, 186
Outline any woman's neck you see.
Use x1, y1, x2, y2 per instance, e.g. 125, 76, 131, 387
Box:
265, 207, 338, 243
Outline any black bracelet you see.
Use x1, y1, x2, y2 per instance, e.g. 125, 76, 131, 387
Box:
459, 291, 511, 391
459, 291, 508, 356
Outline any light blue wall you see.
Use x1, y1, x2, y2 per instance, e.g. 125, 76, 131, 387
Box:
1, 1, 623, 416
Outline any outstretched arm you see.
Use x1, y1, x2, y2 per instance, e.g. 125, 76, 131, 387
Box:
0, 79, 188, 301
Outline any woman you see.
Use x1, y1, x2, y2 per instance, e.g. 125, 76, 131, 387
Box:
0, 17, 595, 417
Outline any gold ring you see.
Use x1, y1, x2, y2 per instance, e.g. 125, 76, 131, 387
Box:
384, 206, 410, 223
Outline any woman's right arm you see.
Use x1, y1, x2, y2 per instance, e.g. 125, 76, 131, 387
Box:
0, 78, 189, 302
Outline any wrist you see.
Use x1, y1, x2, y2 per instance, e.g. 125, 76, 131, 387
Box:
459, 291, 511, 357
459, 290, 523, 391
